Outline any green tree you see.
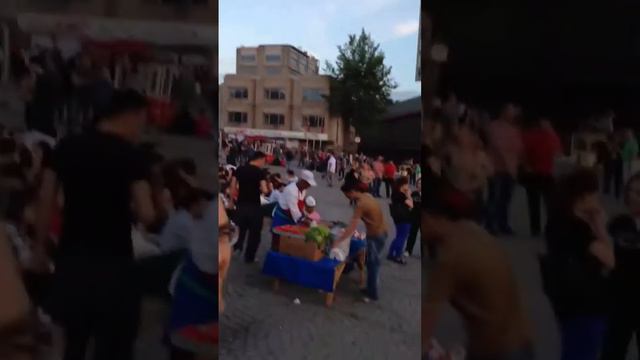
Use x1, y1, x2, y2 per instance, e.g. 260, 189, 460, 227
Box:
324, 29, 397, 141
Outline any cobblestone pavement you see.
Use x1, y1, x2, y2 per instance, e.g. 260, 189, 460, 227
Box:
220, 168, 421, 360
432, 185, 637, 360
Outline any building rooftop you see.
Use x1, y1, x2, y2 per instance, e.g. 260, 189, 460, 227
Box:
237, 44, 316, 59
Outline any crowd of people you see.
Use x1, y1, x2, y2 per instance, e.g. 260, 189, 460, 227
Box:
0, 89, 216, 360
423, 96, 640, 360
11, 44, 213, 140
219, 133, 422, 303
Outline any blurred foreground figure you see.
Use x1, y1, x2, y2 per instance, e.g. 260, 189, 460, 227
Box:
541, 169, 614, 360
0, 224, 34, 360
602, 173, 640, 359
38, 89, 155, 360
422, 176, 532, 360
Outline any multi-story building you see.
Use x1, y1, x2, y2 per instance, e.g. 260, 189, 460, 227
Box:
221, 45, 343, 149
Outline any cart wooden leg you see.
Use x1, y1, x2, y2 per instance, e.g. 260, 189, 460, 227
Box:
325, 262, 346, 307
273, 279, 280, 291
325, 292, 335, 307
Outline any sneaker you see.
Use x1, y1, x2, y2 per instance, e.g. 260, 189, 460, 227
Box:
403, 251, 410, 257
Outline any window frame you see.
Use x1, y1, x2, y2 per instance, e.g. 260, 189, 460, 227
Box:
263, 113, 285, 127
228, 111, 248, 124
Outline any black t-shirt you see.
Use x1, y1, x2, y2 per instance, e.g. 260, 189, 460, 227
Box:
608, 214, 640, 307
390, 191, 412, 223
51, 131, 149, 265
235, 164, 266, 206
544, 214, 608, 316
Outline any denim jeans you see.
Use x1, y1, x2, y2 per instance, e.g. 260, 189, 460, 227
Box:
487, 173, 516, 233
560, 316, 607, 360
365, 233, 387, 300
388, 222, 411, 258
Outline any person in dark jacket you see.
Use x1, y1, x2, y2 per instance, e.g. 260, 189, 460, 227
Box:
602, 173, 640, 359
386, 177, 414, 264
405, 178, 421, 257
542, 169, 615, 360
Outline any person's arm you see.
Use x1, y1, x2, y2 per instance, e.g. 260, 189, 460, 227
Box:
285, 188, 303, 222
334, 209, 360, 246
423, 255, 455, 358
259, 179, 269, 195
131, 180, 155, 226
33, 168, 58, 271
218, 199, 231, 314
0, 225, 34, 356
589, 211, 615, 269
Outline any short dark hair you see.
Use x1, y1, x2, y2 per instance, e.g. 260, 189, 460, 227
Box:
552, 169, 599, 213
250, 151, 266, 162
341, 178, 366, 193
394, 176, 410, 190
287, 169, 295, 176
100, 89, 148, 121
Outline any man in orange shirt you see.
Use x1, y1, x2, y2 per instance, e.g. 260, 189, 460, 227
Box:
521, 117, 562, 237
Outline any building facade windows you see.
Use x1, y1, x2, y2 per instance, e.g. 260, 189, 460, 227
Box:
265, 66, 282, 75
264, 88, 285, 100
239, 54, 256, 63
229, 87, 248, 99
228, 111, 248, 124
302, 88, 324, 102
303, 115, 325, 129
264, 113, 285, 127
265, 54, 281, 63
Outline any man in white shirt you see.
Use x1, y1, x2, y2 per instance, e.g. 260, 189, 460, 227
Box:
327, 152, 337, 187
271, 170, 317, 250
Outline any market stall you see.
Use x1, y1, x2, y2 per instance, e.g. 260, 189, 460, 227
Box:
262, 224, 366, 307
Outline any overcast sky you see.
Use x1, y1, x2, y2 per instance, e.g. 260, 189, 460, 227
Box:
219, 0, 421, 101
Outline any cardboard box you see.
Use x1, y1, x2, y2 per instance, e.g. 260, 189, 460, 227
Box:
279, 235, 323, 261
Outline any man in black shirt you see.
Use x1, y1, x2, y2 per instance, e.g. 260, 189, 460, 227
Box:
233, 151, 268, 263
38, 89, 155, 360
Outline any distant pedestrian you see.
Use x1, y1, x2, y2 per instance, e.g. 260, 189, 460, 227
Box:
486, 104, 523, 235
372, 156, 384, 198
383, 160, 397, 198
521, 117, 562, 237
387, 177, 413, 264
326, 152, 337, 187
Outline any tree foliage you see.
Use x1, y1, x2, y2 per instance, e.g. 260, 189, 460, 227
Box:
324, 29, 397, 134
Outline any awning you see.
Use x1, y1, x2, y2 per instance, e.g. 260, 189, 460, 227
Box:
224, 127, 329, 141
17, 13, 216, 47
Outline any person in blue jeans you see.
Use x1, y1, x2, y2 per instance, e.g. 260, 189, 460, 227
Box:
543, 170, 614, 360
387, 177, 414, 264
335, 178, 388, 302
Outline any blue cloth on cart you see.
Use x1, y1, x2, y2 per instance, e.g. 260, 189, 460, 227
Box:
348, 239, 366, 259
262, 251, 342, 292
